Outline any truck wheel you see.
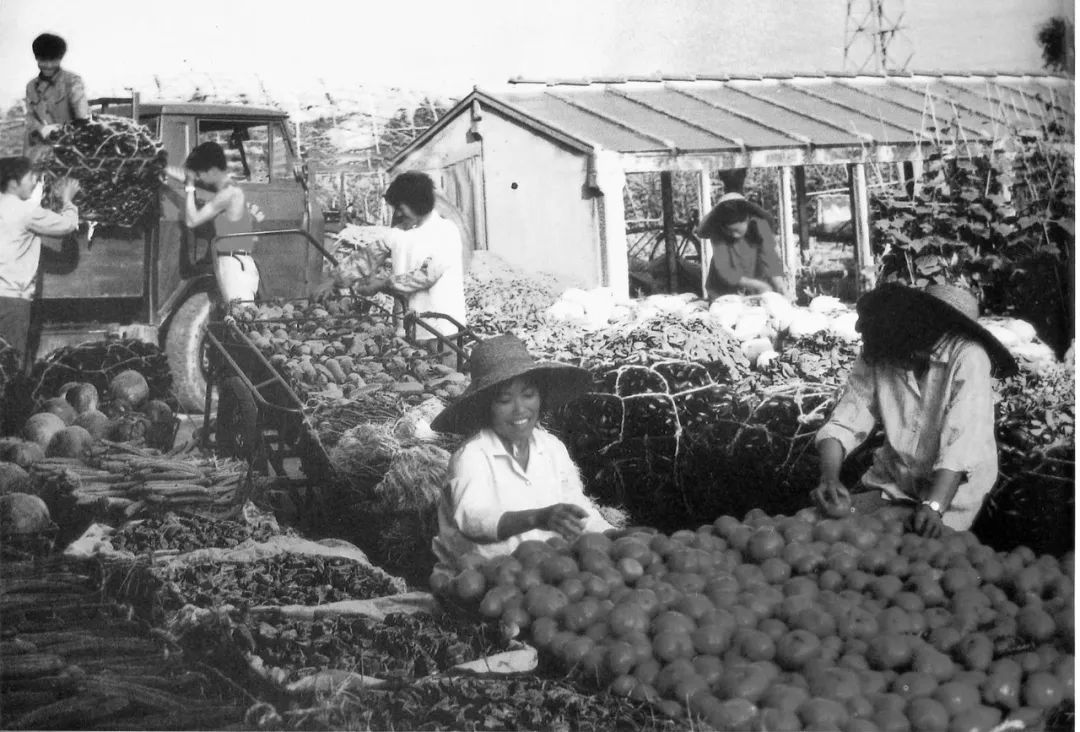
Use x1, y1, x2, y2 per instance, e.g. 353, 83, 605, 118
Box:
165, 292, 213, 413
216, 376, 259, 462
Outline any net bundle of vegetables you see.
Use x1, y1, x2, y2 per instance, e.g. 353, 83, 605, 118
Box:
40, 115, 167, 227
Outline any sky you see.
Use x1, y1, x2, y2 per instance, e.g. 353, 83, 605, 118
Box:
0, 0, 1072, 112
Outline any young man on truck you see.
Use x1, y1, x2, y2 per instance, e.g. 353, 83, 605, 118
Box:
0, 157, 79, 365
166, 141, 264, 306
25, 33, 90, 149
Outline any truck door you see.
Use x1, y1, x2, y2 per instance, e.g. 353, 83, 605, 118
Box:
194, 118, 317, 299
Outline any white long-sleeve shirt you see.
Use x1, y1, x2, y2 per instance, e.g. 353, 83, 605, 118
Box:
333, 215, 467, 339
433, 427, 612, 569
0, 193, 78, 299
816, 334, 998, 529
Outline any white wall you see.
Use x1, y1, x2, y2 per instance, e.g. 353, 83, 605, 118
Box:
397, 106, 602, 288
477, 113, 600, 288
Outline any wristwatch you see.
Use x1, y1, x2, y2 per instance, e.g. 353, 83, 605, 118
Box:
921, 499, 944, 516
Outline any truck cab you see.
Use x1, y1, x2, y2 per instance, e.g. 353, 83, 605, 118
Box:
36, 99, 325, 411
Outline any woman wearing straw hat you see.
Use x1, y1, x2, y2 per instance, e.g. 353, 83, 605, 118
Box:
429, 334, 613, 569
696, 192, 788, 300
812, 282, 1018, 536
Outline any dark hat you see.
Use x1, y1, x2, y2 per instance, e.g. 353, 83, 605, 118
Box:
857, 282, 1018, 377
695, 193, 771, 239
430, 334, 593, 435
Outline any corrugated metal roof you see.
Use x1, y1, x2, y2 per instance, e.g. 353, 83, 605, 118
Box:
391, 72, 1072, 166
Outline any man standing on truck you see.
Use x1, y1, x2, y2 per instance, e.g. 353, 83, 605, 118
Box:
24, 33, 90, 150
0, 157, 79, 365
165, 141, 265, 307
326, 171, 467, 350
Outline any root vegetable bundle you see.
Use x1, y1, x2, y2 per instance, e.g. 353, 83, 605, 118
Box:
29, 444, 248, 544
327, 420, 454, 587
40, 115, 167, 228
1, 558, 246, 730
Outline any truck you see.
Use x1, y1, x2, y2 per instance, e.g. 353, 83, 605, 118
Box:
34, 95, 326, 412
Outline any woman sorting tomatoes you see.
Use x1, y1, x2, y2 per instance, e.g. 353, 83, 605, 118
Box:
429, 334, 613, 573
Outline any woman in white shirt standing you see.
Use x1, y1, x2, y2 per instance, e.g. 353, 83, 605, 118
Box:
349, 171, 467, 343
430, 334, 613, 572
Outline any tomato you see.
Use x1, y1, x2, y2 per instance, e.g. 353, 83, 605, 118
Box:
905, 697, 949, 732
1022, 671, 1064, 708
948, 706, 1002, 732
609, 602, 650, 637
775, 629, 822, 671
717, 663, 772, 702
452, 568, 487, 602
524, 584, 569, 618
797, 697, 850, 731
606, 641, 638, 677
652, 630, 695, 663
539, 555, 579, 584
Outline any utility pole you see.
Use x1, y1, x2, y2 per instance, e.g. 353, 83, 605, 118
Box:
844, 0, 914, 73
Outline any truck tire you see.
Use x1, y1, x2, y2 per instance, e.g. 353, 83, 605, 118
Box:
165, 292, 213, 413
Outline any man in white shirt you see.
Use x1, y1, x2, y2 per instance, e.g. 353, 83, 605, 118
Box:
333, 171, 468, 344
0, 156, 79, 365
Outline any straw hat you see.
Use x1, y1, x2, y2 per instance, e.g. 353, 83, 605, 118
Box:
430, 334, 593, 435
695, 192, 772, 239
857, 282, 1018, 377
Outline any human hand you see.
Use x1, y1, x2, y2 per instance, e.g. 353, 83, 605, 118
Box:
537, 503, 588, 540
906, 504, 944, 538
811, 477, 852, 518
40, 124, 61, 140
164, 165, 187, 184
311, 278, 341, 303
353, 278, 386, 297
56, 178, 80, 203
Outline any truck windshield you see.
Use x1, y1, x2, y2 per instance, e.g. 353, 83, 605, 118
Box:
196, 120, 291, 184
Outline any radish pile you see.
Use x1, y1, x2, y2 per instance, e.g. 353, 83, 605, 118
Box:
434, 508, 1074, 731
230, 298, 467, 403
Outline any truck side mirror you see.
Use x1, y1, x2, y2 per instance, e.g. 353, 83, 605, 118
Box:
293, 163, 309, 191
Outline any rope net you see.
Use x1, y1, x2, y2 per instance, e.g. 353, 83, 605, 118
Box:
552, 360, 848, 532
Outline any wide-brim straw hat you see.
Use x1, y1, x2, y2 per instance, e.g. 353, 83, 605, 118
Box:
695, 192, 772, 239
857, 282, 1018, 377
430, 334, 593, 435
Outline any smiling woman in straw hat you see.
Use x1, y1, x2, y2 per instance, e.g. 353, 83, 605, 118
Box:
813, 281, 1018, 536
429, 334, 613, 570
696, 192, 788, 300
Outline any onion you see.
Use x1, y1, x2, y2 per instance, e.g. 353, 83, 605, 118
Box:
109, 370, 150, 408
23, 413, 66, 449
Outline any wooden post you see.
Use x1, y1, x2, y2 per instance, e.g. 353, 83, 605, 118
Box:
794, 166, 810, 258
778, 166, 798, 297
847, 162, 875, 294
698, 169, 712, 298
903, 160, 917, 199
661, 171, 678, 294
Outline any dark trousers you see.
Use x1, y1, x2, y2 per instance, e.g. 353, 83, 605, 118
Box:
0, 297, 34, 436
0, 297, 32, 365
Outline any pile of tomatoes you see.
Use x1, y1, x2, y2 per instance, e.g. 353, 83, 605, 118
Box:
433, 506, 1074, 732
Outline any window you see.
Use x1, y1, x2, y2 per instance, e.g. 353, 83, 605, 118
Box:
197, 120, 278, 183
